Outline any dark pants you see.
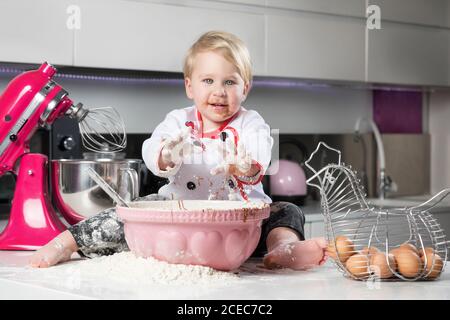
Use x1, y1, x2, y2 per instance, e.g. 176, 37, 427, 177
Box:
68, 195, 305, 259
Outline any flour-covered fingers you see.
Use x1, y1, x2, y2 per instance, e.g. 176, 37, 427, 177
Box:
236, 149, 252, 173
210, 163, 229, 176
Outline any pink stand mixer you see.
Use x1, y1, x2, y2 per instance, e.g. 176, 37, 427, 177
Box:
0, 62, 126, 250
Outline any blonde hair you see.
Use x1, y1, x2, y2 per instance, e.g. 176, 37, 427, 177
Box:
183, 31, 253, 85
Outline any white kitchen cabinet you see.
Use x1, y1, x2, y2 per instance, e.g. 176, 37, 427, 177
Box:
304, 222, 312, 239
208, 0, 263, 6
369, 0, 448, 27
367, 21, 448, 86
73, 0, 265, 75
266, 12, 365, 81
267, 0, 365, 18
432, 212, 450, 241
123, 0, 264, 7
0, 0, 73, 65
2, 0, 447, 88
304, 213, 324, 239
311, 220, 324, 238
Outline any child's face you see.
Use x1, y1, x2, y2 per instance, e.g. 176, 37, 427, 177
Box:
185, 51, 250, 125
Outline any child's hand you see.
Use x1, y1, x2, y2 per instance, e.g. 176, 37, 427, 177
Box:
160, 127, 201, 169
210, 139, 252, 176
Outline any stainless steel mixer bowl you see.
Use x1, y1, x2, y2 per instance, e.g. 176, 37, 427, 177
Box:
51, 158, 142, 225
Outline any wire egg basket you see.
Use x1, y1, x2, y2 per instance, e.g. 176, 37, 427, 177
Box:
305, 142, 449, 281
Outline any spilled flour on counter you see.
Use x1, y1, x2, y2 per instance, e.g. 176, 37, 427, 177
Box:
44, 252, 240, 287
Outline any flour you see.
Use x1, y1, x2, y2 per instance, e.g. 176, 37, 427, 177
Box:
49, 251, 240, 287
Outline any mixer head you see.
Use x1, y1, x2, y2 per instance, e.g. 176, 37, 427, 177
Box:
0, 63, 74, 175
0, 62, 127, 177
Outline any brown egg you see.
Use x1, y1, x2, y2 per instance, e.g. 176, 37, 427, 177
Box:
361, 246, 380, 256
345, 253, 370, 279
369, 252, 397, 279
421, 252, 443, 279
327, 236, 355, 263
399, 243, 420, 256
391, 248, 423, 278
419, 247, 435, 257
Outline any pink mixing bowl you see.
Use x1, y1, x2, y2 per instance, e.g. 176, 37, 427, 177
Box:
117, 200, 270, 271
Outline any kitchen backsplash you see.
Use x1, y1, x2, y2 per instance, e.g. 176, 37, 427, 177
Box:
0, 71, 373, 135
0, 131, 430, 216
382, 134, 430, 197
128, 132, 431, 200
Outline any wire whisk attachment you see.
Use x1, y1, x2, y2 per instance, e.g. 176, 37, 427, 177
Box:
66, 103, 127, 153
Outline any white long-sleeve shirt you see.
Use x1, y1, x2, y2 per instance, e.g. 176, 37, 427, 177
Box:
142, 106, 273, 203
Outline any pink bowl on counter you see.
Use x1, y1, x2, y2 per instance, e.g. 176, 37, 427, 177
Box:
117, 200, 270, 271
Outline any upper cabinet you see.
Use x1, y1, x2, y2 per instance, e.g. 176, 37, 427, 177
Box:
367, 0, 449, 86
266, 0, 365, 18
1, 0, 449, 87
369, 0, 448, 27
266, 12, 366, 82
73, 0, 265, 75
0, 0, 74, 65
367, 22, 448, 86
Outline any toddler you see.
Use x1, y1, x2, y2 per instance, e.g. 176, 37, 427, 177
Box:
30, 31, 327, 270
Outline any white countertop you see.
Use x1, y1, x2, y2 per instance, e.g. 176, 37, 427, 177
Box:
0, 250, 449, 300
1, 199, 450, 300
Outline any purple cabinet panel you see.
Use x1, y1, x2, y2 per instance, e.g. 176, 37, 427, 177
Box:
373, 90, 422, 134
